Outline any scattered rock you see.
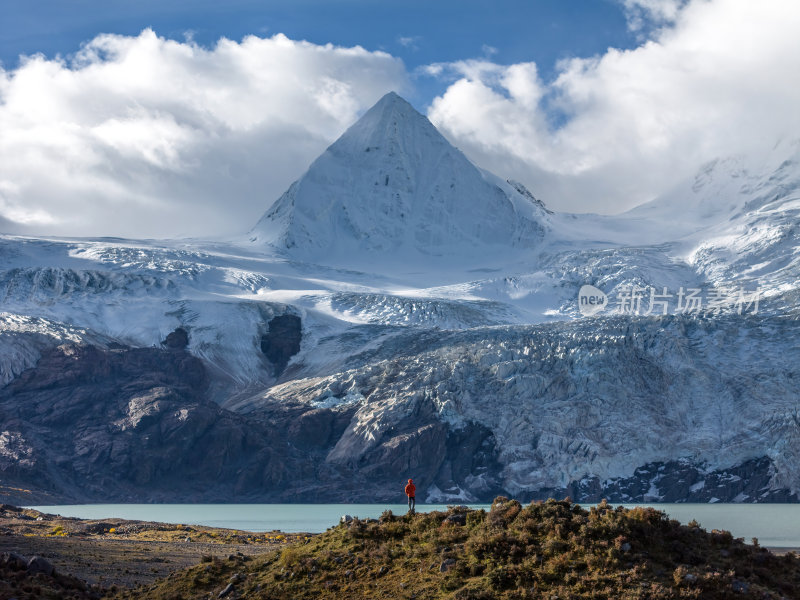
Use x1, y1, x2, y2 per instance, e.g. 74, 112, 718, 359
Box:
1, 552, 27, 570
443, 513, 466, 526
621, 542, 632, 553
82, 522, 120, 534
340, 515, 353, 524
439, 558, 456, 573
218, 582, 234, 597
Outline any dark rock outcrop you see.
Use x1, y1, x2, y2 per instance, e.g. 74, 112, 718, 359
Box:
433, 423, 504, 500
287, 408, 337, 451
0, 343, 495, 503
559, 456, 797, 504
162, 327, 189, 349
0, 340, 796, 505
260, 314, 302, 376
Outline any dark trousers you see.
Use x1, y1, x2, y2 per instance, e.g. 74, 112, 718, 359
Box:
408, 495, 416, 511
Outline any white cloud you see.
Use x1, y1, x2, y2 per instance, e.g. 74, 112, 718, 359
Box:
397, 36, 420, 50
3, 2, 798, 236
0, 30, 408, 237
426, 0, 800, 213
621, 0, 689, 31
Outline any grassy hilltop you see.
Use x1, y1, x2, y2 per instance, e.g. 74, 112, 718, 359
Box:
114, 498, 800, 600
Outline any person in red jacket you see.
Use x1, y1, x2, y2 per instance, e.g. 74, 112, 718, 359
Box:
405, 478, 416, 513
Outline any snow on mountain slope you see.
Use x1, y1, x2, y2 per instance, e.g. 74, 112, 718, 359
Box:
1, 110, 798, 388
624, 139, 800, 236
1, 93, 800, 503
249, 92, 548, 262
624, 138, 800, 290
0, 235, 550, 387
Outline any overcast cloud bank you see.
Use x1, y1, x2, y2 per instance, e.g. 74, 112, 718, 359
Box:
0, 31, 407, 237
0, 0, 798, 237
427, 0, 800, 213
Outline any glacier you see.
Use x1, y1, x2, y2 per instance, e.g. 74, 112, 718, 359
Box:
0, 93, 798, 504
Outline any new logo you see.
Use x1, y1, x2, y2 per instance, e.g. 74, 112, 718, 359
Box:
578, 284, 608, 316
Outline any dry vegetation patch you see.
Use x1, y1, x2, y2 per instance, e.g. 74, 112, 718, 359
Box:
112, 498, 800, 599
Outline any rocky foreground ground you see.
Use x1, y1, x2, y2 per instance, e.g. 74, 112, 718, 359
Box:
0, 503, 306, 599
2, 499, 800, 599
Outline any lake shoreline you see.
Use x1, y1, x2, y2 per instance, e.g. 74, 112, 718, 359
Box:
110, 499, 800, 599
25, 501, 800, 547
3, 501, 800, 599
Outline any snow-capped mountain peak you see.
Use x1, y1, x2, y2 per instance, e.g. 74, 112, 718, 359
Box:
250, 92, 548, 261
3, 92, 800, 506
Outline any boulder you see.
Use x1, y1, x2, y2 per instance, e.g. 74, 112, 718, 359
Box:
439, 558, 456, 572
443, 513, 466, 526
27, 555, 55, 576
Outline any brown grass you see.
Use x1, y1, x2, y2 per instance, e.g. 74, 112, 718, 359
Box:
109, 498, 800, 599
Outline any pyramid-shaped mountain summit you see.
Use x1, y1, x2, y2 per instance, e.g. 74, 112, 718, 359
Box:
250, 92, 548, 259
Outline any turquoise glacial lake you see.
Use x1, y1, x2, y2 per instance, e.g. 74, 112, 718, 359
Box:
27, 503, 800, 548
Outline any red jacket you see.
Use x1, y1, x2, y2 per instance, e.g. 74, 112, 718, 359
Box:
405, 481, 416, 497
